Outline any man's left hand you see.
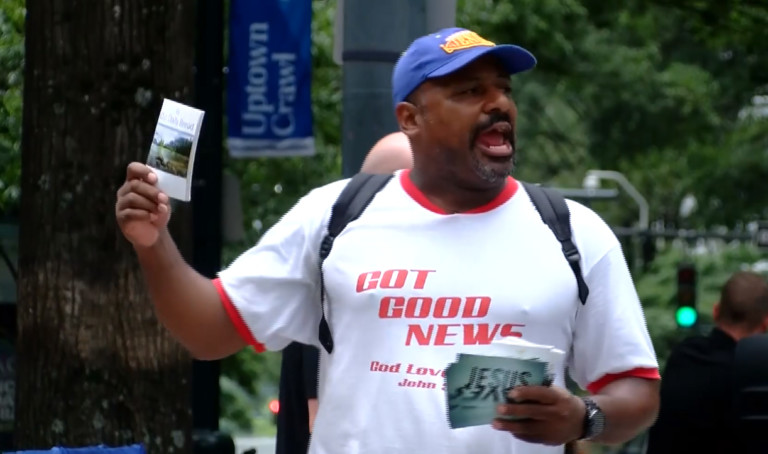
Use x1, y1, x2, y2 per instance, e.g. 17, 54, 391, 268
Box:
493, 385, 585, 446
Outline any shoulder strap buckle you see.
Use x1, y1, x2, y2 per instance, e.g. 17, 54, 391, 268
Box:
319, 235, 334, 260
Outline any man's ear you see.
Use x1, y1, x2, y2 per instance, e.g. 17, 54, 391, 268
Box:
712, 302, 721, 321
760, 315, 768, 333
395, 101, 420, 136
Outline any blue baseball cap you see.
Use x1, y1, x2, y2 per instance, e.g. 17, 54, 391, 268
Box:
392, 27, 537, 108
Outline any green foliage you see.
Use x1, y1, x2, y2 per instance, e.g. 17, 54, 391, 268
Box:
166, 137, 193, 156
220, 349, 281, 434
0, 0, 23, 215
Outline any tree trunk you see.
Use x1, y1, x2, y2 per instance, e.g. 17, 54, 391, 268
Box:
16, 1, 197, 452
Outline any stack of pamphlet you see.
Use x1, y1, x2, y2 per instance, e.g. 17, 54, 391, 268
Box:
444, 337, 566, 429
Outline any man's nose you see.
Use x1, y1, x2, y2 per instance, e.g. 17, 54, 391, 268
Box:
483, 87, 513, 114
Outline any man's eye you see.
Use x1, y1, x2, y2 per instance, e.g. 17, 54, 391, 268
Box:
495, 85, 512, 97
459, 87, 480, 96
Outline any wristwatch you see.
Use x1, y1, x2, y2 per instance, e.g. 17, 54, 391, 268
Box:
579, 397, 606, 440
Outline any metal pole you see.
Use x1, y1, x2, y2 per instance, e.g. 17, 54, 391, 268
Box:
584, 170, 649, 230
613, 227, 754, 242
340, 0, 428, 177
191, 0, 224, 432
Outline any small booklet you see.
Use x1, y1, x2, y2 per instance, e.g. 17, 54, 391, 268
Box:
444, 337, 565, 429
146, 98, 205, 201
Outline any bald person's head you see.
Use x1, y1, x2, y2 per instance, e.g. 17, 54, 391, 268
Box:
714, 271, 768, 337
361, 132, 413, 174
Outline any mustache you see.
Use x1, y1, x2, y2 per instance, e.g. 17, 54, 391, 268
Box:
470, 112, 516, 149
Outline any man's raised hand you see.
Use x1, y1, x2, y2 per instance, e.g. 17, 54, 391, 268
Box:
115, 162, 171, 248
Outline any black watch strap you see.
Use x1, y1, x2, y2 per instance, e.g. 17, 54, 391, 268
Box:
580, 396, 606, 440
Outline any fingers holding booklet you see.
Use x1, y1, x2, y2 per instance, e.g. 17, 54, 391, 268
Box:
492, 385, 586, 446
116, 163, 172, 248
115, 98, 204, 248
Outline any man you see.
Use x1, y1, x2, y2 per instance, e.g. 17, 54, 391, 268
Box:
646, 271, 768, 453
115, 27, 660, 453
276, 133, 413, 454
292, 135, 592, 454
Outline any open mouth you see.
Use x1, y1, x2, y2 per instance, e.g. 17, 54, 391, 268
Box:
474, 122, 513, 159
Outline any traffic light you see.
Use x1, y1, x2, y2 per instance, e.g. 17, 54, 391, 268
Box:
676, 263, 698, 328
268, 398, 280, 425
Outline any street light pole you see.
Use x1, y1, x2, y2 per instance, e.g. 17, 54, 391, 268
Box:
583, 169, 649, 230
191, 0, 224, 433
583, 169, 649, 274
338, 0, 458, 177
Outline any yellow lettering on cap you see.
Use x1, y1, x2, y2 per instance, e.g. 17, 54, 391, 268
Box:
439, 30, 495, 54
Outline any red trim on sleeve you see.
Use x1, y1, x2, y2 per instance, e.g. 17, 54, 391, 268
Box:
587, 367, 661, 395
213, 278, 266, 353
400, 169, 519, 214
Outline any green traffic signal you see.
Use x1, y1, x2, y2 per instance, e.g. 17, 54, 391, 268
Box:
675, 306, 698, 327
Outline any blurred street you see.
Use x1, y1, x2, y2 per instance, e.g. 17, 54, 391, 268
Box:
234, 436, 276, 454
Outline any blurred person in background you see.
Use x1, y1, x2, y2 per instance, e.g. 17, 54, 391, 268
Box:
647, 270, 768, 453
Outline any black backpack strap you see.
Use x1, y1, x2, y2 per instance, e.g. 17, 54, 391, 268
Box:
522, 182, 589, 305
317, 173, 393, 353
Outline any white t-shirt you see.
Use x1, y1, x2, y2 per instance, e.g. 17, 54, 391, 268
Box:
216, 170, 659, 454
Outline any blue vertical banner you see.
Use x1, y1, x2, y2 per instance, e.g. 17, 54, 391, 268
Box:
227, 0, 314, 158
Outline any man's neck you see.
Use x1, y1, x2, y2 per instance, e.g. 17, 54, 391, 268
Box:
717, 324, 756, 342
408, 169, 508, 214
